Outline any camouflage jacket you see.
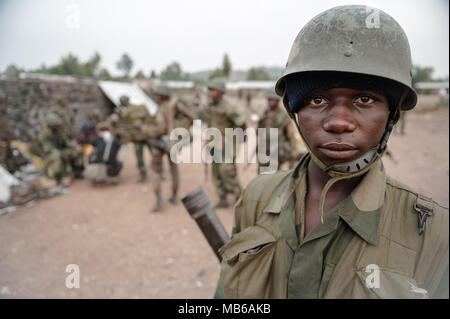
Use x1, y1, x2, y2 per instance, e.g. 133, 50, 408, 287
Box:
200, 98, 246, 154
121, 104, 153, 142
219, 154, 449, 299
39, 128, 75, 155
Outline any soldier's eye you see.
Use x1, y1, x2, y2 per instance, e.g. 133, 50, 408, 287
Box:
309, 96, 327, 106
355, 95, 375, 104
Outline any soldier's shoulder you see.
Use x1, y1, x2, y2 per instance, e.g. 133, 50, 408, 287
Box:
243, 169, 294, 202
221, 98, 237, 111
386, 176, 448, 211
385, 176, 448, 243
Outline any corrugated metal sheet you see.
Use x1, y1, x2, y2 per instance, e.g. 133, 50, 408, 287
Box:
226, 81, 276, 90
165, 81, 195, 89
415, 82, 449, 90
98, 80, 158, 116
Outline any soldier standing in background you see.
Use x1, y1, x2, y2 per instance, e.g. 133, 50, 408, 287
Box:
116, 95, 129, 115
120, 94, 153, 182
257, 87, 304, 172
146, 83, 192, 211
50, 96, 75, 139
39, 113, 84, 184
201, 79, 246, 209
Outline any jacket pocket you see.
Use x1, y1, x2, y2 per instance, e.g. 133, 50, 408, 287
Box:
219, 225, 278, 298
356, 268, 430, 299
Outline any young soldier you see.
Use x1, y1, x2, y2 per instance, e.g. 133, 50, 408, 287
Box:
39, 113, 84, 183
120, 95, 153, 182
218, 5, 448, 299
50, 96, 76, 139
202, 79, 247, 209
146, 83, 192, 211
257, 87, 305, 172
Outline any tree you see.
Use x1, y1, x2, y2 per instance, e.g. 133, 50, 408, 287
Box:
59, 53, 81, 75
160, 62, 185, 81
222, 53, 232, 78
3, 64, 22, 79
150, 70, 157, 78
247, 67, 271, 81
116, 53, 134, 78
209, 68, 224, 80
29, 52, 111, 79
412, 65, 434, 85
82, 51, 101, 77
97, 68, 112, 80
134, 70, 146, 79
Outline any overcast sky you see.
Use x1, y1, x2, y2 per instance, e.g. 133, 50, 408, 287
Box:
0, 0, 448, 78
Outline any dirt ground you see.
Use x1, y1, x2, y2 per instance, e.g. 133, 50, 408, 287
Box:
0, 101, 448, 299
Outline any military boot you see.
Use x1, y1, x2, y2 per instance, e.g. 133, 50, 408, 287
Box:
138, 173, 147, 183
214, 196, 229, 209
168, 190, 178, 205
151, 191, 166, 212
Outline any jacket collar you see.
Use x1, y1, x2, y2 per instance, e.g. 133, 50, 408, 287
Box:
263, 154, 386, 245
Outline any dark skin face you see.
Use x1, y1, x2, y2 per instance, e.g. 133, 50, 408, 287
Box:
267, 98, 279, 110
208, 88, 223, 104
154, 94, 169, 103
296, 87, 390, 235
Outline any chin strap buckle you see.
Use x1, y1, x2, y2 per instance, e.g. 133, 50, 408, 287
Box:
413, 196, 434, 235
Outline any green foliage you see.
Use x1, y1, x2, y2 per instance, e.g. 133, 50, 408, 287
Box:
222, 53, 232, 77
82, 51, 101, 76
97, 68, 112, 80
134, 70, 146, 79
150, 70, 157, 78
116, 53, 134, 78
412, 65, 434, 85
2, 64, 23, 79
160, 62, 188, 81
247, 67, 271, 81
208, 68, 224, 80
29, 52, 103, 78
59, 53, 81, 75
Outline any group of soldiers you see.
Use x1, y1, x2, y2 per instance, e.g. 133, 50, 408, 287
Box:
116, 79, 305, 212
1, 79, 304, 213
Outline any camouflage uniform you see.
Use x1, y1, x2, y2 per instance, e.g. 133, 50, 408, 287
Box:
50, 102, 75, 139
172, 97, 195, 144
39, 115, 84, 182
257, 105, 297, 171
121, 103, 153, 180
149, 99, 179, 199
202, 96, 246, 204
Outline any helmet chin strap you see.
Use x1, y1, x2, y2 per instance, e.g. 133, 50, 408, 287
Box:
286, 91, 404, 224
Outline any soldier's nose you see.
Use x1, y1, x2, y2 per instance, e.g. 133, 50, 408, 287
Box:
323, 112, 357, 133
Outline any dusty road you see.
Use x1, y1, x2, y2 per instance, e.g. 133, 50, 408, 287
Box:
0, 104, 448, 298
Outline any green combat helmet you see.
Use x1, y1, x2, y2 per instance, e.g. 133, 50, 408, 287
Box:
207, 79, 226, 94
265, 87, 281, 100
274, 5, 418, 223
119, 95, 129, 106
46, 113, 63, 127
152, 83, 171, 97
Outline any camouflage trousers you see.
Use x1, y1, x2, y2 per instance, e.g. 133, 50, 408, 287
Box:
211, 162, 242, 199
150, 147, 179, 193
133, 141, 152, 177
44, 148, 84, 181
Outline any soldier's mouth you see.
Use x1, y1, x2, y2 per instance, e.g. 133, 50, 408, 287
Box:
318, 142, 359, 160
